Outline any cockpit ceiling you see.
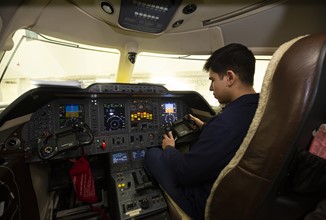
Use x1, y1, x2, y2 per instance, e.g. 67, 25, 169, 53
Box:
0, 0, 326, 55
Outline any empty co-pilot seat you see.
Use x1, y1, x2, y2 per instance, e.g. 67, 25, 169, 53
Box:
165, 33, 326, 220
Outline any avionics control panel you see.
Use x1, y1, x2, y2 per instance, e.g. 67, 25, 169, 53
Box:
110, 168, 167, 219
26, 97, 184, 162
1, 83, 214, 160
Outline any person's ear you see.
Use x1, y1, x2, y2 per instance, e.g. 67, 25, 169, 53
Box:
226, 70, 236, 84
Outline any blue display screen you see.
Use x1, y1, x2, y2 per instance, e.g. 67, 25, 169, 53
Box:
132, 149, 145, 160
112, 152, 129, 164
161, 102, 177, 124
65, 104, 80, 118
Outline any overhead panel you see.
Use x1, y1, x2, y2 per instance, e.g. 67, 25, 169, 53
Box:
118, 0, 182, 33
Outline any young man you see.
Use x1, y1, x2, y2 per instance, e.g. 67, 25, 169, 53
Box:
144, 43, 259, 220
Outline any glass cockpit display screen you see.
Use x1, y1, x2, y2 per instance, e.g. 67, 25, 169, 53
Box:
59, 104, 84, 128
131, 149, 146, 161
104, 103, 126, 131
130, 100, 153, 129
112, 152, 129, 164
161, 102, 178, 124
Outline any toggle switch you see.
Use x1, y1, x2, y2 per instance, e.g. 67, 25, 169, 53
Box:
101, 140, 107, 150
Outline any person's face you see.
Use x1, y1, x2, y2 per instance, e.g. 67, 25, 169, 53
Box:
208, 70, 231, 104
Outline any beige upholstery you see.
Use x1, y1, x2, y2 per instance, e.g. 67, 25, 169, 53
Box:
166, 33, 326, 220
164, 192, 192, 220
205, 35, 305, 219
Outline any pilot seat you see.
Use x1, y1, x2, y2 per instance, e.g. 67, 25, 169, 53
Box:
165, 32, 326, 220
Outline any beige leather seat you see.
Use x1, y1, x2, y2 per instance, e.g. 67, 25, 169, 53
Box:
165, 32, 326, 220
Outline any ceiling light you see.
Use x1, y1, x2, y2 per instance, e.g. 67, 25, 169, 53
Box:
101, 1, 114, 14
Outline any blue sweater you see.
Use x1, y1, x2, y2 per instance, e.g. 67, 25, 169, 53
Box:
161, 93, 259, 219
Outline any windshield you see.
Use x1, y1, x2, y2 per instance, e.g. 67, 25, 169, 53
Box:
0, 29, 270, 111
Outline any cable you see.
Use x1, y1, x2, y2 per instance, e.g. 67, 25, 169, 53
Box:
0, 165, 21, 220
0, 180, 15, 200
0, 180, 13, 217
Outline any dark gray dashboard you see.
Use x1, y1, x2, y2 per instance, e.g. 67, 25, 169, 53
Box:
0, 83, 215, 164
26, 96, 185, 162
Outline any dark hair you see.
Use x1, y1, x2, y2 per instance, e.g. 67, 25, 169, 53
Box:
203, 43, 256, 85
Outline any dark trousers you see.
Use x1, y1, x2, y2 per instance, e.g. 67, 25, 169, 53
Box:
144, 147, 195, 218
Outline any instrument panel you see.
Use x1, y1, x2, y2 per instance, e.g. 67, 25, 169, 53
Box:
0, 83, 215, 164
26, 97, 186, 162
0, 83, 215, 220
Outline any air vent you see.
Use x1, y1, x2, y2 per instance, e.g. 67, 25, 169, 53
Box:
183, 3, 197, 14
5, 137, 21, 150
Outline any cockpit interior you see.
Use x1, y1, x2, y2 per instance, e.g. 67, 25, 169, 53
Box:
1, 0, 326, 220
0, 82, 214, 220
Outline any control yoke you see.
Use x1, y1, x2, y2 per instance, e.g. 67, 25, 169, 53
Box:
37, 122, 94, 160
165, 114, 200, 144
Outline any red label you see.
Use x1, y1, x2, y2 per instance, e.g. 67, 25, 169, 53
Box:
309, 124, 326, 159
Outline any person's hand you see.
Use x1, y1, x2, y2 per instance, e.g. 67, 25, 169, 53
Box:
189, 114, 204, 129
162, 131, 175, 150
